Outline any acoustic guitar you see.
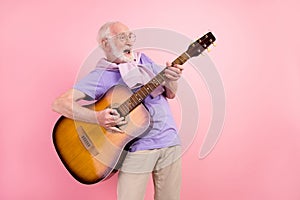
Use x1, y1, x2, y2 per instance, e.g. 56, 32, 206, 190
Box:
52, 32, 216, 184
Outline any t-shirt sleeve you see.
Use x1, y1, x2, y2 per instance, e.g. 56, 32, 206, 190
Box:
73, 69, 106, 100
139, 53, 164, 75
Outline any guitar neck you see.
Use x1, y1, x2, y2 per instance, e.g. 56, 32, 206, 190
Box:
116, 51, 191, 117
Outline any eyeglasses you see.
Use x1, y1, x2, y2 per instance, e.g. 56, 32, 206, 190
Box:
109, 32, 136, 43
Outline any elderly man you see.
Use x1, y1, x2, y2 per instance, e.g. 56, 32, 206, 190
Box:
52, 21, 183, 200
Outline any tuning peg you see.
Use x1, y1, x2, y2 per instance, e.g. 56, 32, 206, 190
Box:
207, 47, 211, 52
213, 42, 217, 47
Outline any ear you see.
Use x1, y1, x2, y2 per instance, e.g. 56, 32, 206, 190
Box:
101, 38, 109, 49
101, 38, 106, 47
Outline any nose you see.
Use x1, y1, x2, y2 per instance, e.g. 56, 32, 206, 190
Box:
125, 39, 134, 46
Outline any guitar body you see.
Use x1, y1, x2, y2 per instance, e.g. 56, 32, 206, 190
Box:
52, 85, 150, 184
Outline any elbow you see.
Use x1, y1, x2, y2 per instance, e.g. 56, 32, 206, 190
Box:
51, 89, 78, 116
51, 93, 70, 114
52, 97, 62, 114
167, 93, 176, 99
164, 90, 176, 99
52, 89, 84, 117
164, 87, 176, 99
164, 82, 177, 99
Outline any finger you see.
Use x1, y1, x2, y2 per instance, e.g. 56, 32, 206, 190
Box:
164, 74, 178, 81
165, 68, 178, 76
106, 110, 120, 123
116, 119, 127, 126
166, 61, 172, 67
108, 126, 125, 133
109, 108, 120, 117
166, 66, 182, 76
171, 65, 183, 73
174, 64, 184, 71
115, 117, 126, 123
109, 114, 118, 121
166, 62, 183, 71
105, 117, 122, 127
165, 68, 180, 79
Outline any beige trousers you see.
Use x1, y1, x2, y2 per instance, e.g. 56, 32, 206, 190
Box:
117, 145, 182, 200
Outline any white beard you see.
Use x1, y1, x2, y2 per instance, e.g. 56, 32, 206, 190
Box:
109, 40, 134, 63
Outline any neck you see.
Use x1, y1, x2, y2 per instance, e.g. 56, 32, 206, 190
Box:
106, 55, 123, 64
106, 52, 135, 64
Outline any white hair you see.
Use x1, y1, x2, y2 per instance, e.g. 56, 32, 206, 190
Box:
96, 21, 119, 47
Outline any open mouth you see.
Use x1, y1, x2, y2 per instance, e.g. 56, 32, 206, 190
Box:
123, 49, 131, 54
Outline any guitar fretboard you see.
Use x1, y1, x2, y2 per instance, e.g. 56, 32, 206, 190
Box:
117, 52, 190, 117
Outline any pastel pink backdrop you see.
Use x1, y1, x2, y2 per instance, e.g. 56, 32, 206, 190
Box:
1, 0, 300, 199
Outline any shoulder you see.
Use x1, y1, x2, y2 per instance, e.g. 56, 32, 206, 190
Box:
139, 52, 154, 65
84, 67, 119, 79
138, 52, 164, 74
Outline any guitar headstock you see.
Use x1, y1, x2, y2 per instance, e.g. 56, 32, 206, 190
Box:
186, 32, 216, 57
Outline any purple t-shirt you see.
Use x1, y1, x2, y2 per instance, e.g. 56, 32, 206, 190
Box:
74, 53, 180, 152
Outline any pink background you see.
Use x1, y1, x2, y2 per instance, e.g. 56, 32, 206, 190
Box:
1, 0, 300, 199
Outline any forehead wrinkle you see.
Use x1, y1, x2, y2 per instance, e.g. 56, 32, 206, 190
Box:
109, 22, 129, 36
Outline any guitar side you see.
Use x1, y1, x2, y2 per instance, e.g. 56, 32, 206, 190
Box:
52, 85, 150, 184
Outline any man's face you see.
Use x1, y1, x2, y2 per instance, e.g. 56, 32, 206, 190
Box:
107, 23, 136, 63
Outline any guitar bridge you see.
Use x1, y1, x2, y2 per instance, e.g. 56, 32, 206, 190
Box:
77, 126, 99, 156
80, 133, 92, 148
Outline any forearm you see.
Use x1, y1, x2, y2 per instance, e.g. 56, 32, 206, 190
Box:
52, 89, 98, 124
68, 103, 98, 124
164, 80, 178, 99
163, 62, 182, 99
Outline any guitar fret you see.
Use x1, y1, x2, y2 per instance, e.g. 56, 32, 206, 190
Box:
135, 94, 141, 102
126, 102, 131, 111
120, 106, 126, 116
118, 105, 124, 116
147, 83, 155, 91
119, 104, 128, 116
139, 88, 147, 98
172, 52, 189, 65
157, 72, 165, 83
130, 96, 138, 105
